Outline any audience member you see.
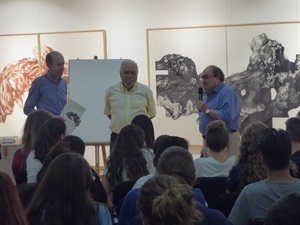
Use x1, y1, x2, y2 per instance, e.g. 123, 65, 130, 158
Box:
63, 135, 86, 155
152, 134, 189, 152
119, 146, 230, 225
26, 117, 66, 183
18, 141, 70, 208
138, 175, 203, 225
16, 183, 38, 209
194, 120, 236, 177
104, 59, 156, 150
11, 109, 53, 184
26, 152, 112, 225
264, 192, 300, 225
131, 114, 155, 149
132, 134, 189, 189
228, 128, 300, 225
102, 124, 155, 196
35, 141, 71, 183
0, 172, 28, 225
19, 138, 111, 210
62, 135, 111, 208
226, 121, 268, 192
285, 117, 300, 178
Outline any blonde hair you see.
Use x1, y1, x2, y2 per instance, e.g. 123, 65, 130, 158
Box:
238, 121, 268, 189
138, 175, 202, 225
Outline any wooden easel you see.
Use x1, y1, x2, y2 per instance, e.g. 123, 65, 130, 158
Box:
85, 142, 109, 174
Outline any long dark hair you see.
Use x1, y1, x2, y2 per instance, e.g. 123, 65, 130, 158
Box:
0, 172, 28, 225
26, 152, 99, 225
34, 117, 66, 163
131, 114, 155, 149
107, 124, 149, 188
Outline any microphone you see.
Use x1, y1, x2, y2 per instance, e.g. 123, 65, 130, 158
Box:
198, 87, 203, 101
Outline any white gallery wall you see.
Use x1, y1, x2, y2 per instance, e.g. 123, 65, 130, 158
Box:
0, 0, 299, 165
1, 0, 299, 85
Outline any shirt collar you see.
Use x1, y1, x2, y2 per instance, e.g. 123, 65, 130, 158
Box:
209, 82, 223, 95
46, 71, 61, 83
119, 81, 137, 92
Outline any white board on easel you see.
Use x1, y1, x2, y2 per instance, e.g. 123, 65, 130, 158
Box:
68, 59, 122, 143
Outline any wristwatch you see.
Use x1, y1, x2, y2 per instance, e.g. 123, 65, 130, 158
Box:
205, 108, 211, 115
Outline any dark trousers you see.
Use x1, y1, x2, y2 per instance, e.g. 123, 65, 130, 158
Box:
110, 132, 118, 153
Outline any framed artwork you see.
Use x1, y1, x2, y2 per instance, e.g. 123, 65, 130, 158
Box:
147, 22, 300, 146
147, 25, 227, 146
0, 34, 39, 136
0, 30, 106, 137
226, 22, 300, 131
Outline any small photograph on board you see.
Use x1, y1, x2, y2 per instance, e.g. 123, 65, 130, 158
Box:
60, 98, 86, 135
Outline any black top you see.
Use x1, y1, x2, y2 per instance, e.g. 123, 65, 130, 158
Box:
291, 151, 300, 178
226, 164, 241, 193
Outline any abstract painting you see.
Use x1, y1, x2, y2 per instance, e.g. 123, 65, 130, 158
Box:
0, 30, 106, 137
147, 22, 300, 145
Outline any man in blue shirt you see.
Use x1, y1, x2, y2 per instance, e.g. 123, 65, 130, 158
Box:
197, 65, 241, 157
24, 51, 67, 116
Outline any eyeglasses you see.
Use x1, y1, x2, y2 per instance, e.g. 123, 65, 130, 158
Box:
200, 74, 215, 80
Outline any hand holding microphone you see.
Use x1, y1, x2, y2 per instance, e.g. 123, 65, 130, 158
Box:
197, 87, 208, 112
198, 87, 203, 101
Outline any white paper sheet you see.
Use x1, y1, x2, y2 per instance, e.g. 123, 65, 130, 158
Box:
60, 98, 86, 135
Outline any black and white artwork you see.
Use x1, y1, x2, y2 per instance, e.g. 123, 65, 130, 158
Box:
148, 26, 227, 145
156, 54, 200, 119
151, 30, 300, 139
226, 33, 300, 133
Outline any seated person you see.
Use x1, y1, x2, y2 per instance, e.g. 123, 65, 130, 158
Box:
102, 125, 155, 198
62, 135, 111, 208
228, 128, 300, 225
118, 146, 230, 225
131, 114, 155, 149
194, 120, 236, 177
285, 117, 300, 178
11, 110, 53, 184
19, 139, 110, 209
226, 121, 267, 192
132, 134, 189, 189
26, 152, 112, 225
264, 192, 300, 225
0, 171, 28, 225
26, 117, 66, 183
138, 175, 202, 225
37, 135, 112, 209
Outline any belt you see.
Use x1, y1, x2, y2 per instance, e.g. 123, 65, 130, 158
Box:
202, 130, 237, 139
